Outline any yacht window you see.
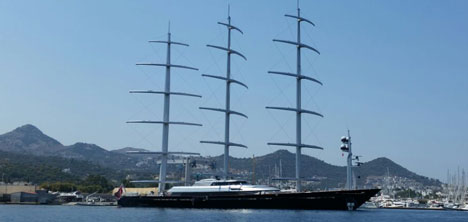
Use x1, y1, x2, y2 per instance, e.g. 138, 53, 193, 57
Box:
211, 182, 228, 186
211, 181, 248, 186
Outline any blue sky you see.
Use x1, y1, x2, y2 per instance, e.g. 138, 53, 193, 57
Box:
1, 0, 467, 181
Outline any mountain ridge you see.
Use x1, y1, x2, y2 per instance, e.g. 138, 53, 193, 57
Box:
0, 124, 441, 189
0, 124, 64, 155
201, 150, 440, 189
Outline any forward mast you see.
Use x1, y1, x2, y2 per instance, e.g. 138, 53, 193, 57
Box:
127, 24, 201, 195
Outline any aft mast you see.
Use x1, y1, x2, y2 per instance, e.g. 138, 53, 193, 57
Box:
266, 3, 323, 192
127, 23, 201, 195
200, 6, 248, 179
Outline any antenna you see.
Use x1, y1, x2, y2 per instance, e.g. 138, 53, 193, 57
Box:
341, 130, 353, 190
252, 155, 256, 184
128, 23, 201, 195
266, 5, 322, 192
200, 7, 248, 179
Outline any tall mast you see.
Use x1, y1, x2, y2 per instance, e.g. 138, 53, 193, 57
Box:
200, 6, 248, 179
266, 4, 323, 192
127, 24, 201, 195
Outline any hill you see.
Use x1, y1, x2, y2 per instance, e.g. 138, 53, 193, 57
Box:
198, 150, 441, 189
0, 125, 158, 172
0, 150, 119, 183
0, 124, 442, 189
0, 124, 64, 155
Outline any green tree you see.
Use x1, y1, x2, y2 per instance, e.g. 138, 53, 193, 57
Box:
40, 182, 77, 192
81, 175, 113, 193
122, 179, 135, 188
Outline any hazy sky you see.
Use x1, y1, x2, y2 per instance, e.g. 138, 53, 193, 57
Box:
1, 0, 467, 181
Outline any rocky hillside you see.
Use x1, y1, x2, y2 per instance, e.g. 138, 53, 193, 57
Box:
0, 124, 64, 155
0, 124, 442, 189
0, 125, 157, 171
198, 150, 441, 189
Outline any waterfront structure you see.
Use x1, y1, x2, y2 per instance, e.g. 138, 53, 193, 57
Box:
112, 187, 158, 196
10, 192, 38, 204
0, 182, 37, 195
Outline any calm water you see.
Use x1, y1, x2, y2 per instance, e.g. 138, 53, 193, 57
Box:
1, 205, 468, 222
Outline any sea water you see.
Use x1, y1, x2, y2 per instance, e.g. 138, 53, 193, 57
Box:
1, 205, 468, 222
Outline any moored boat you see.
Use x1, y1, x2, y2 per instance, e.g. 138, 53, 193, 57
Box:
118, 188, 380, 210
118, 3, 379, 210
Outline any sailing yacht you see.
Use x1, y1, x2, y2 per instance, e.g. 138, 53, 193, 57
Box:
118, 4, 380, 210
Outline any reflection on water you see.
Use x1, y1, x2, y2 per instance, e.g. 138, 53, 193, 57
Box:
227, 209, 254, 214
0, 205, 468, 222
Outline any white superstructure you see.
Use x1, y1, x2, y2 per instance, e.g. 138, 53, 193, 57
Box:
167, 179, 279, 196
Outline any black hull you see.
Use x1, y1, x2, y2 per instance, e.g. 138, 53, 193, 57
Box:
118, 189, 380, 210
